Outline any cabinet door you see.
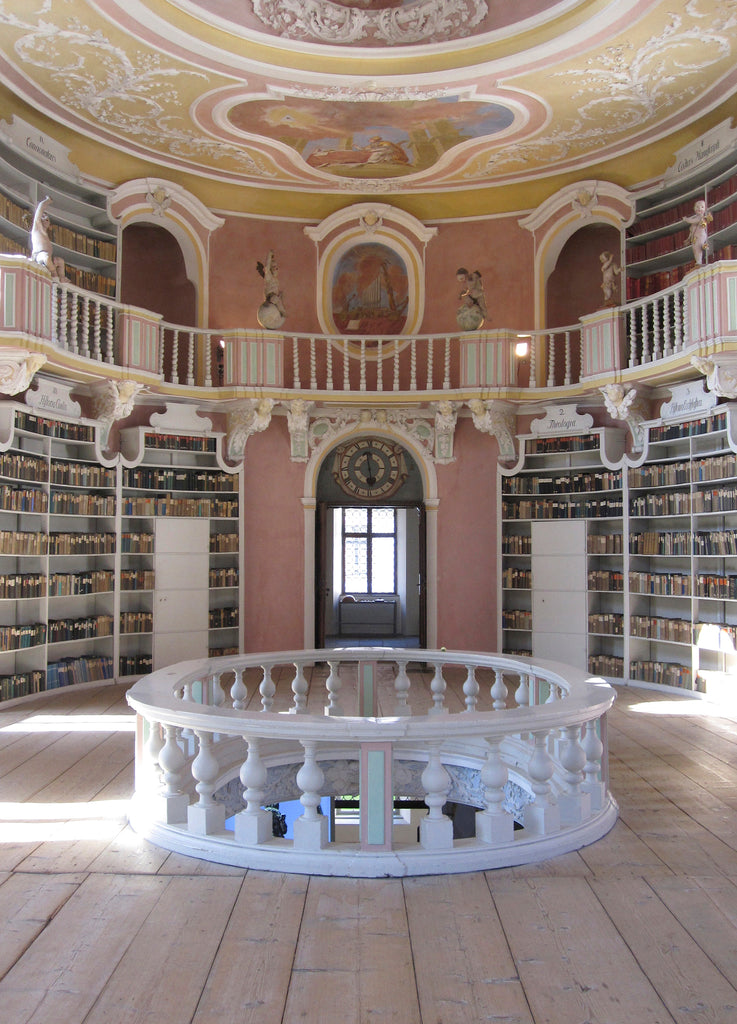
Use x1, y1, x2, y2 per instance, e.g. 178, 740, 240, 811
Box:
153, 519, 209, 668
531, 521, 587, 670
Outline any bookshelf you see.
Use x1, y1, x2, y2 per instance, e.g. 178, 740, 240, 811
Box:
626, 149, 737, 299
0, 137, 118, 297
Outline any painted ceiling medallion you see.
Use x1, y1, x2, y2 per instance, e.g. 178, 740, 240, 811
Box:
251, 0, 488, 46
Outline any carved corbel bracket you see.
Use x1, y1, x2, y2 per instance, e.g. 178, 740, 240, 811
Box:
691, 354, 737, 399
285, 398, 315, 461
431, 400, 459, 464
0, 350, 47, 396
600, 383, 650, 451
91, 379, 144, 448
226, 398, 274, 462
467, 399, 517, 462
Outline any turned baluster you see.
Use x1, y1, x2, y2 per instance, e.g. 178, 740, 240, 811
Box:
260, 663, 276, 711
188, 730, 226, 833
663, 292, 673, 356
211, 671, 226, 707
546, 332, 555, 387
171, 330, 180, 384
293, 334, 301, 389
429, 661, 446, 714
294, 740, 328, 850
291, 661, 309, 713
393, 338, 400, 391
426, 336, 433, 390
393, 660, 411, 716
91, 299, 102, 360
309, 335, 317, 390
582, 718, 605, 810
523, 729, 560, 835
443, 335, 451, 390
490, 669, 508, 710
80, 294, 90, 358
462, 664, 478, 712
326, 336, 334, 390
324, 660, 342, 715
360, 337, 367, 391
559, 724, 590, 825
235, 736, 272, 844
515, 673, 529, 707
343, 337, 350, 390
476, 737, 512, 844
410, 337, 417, 390
186, 331, 195, 385
145, 719, 164, 780
674, 287, 684, 350
419, 743, 453, 850
204, 333, 212, 386
105, 305, 114, 362
230, 667, 247, 710
376, 338, 383, 392
157, 724, 188, 823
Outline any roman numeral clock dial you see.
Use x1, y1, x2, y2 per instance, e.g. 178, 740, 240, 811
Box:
333, 439, 408, 499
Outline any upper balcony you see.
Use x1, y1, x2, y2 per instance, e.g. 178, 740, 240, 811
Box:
1, 255, 736, 409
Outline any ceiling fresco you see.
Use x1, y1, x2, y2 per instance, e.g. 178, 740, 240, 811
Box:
0, 0, 736, 210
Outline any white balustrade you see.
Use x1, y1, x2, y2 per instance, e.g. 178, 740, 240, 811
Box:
126, 647, 617, 876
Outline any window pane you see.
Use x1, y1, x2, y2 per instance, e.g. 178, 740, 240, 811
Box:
371, 536, 395, 592
371, 507, 395, 533
344, 537, 369, 592
344, 507, 368, 532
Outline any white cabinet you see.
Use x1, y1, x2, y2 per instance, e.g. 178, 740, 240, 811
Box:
531, 521, 587, 669
153, 519, 209, 668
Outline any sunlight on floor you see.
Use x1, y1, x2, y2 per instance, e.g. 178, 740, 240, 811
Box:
0, 800, 130, 843
630, 698, 736, 718
0, 714, 136, 733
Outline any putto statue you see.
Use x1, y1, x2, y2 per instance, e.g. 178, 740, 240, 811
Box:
684, 199, 713, 265
256, 250, 286, 329
30, 197, 66, 281
455, 267, 488, 331
599, 251, 621, 306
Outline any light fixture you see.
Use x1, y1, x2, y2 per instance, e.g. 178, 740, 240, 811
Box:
515, 335, 530, 358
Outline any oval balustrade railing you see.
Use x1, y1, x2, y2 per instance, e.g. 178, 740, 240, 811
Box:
126, 648, 618, 876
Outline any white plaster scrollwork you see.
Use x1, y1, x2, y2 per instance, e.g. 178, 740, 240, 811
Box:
286, 398, 315, 461
226, 398, 274, 462
0, 351, 47, 396
432, 401, 459, 464
468, 399, 517, 462
92, 379, 144, 447
145, 181, 172, 217
600, 384, 649, 451
251, 0, 487, 45
306, 406, 436, 460
691, 355, 737, 399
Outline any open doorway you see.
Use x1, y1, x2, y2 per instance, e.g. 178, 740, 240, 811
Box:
316, 503, 425, 648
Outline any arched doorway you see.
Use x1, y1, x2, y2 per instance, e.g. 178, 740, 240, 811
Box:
314, 437, 426, 648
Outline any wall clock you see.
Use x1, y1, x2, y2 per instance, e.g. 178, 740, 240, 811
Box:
332, 438, 408, 499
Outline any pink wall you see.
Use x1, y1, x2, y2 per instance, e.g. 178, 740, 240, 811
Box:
121, 225, 196, 326
240, 417, 307, 653
546, 224, 621, 328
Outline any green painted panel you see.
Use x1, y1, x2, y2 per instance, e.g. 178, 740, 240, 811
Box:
366, 749, 386, 846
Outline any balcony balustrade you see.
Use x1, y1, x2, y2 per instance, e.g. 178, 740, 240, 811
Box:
3, 256, 737, 398
126, 648, 617, 876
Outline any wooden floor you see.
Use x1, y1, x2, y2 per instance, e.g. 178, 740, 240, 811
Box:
1, 680, 737, 1024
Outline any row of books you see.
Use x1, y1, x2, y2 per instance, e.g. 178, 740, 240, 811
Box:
588, 655, 624, 677
16, 411, 95, 441
695, 574, 737, 599
588, 613, 624, 635
649, 411, 727, 441
630, 615, 692, 643
502, 567, 531, 589
588, 570, 624, 591
143, 433, 217, 452
0, 670, 45, 701
61, 265, 116, 296
501, 609, 532, 630
46, 655, 114, 689
1, 485, 47, 513
50, 461, 116, 487
209, 607, 238, 629
0, 572, 47, 599
501, 535, 532, 555
123, 467, 237, 492
587, 534, 623, 554
47, 614, 114, 642
526, 435, 600, 454
50, 493, 116, 516
502, 470, 621, 495
630, 492, 692, 517
121, 496, 238, 517
628, 227, 690, 262
629, 571, 691, 596
630, 531, 691, 556
209, 567, 239, 588
210, 532, 239, 553
120, 611, 153, 634
0, 622, 46, 648
502, 497, 624, 519
626, 266, 686, 298
120, 569, 155, 590
119, 654, 152, 676
0, 529, 47, 555
0, 451, 49, 481
49, 532, 116, 555
120, 532, 154, 553
629, 660, 692, 688
49, 570, 115, 596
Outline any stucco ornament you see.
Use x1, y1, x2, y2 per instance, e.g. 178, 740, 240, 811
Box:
92, 379, 144, 447
146, 182, 172, 217
468, 399, 517, 463
227, 398, 274, 462
251, 0, 488, 45
600, 383, 649, 451
432, 401, 459, 463
0, 350, 47, 396
691, 354, 737, 399
286, 398, 315, 461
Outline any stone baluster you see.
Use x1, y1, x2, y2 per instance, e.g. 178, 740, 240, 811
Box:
476, 737, 512, 844
529, 332, 537, 385
393, 660, 411, 716
393, 338, 400, 391
186, 331, 195, 385
674, 287, 684, 350
515, 673, 529, 708
80, 293, 90, 358
546, 332, 555, 387
653, 298, 662, 360
145, 719, 164, 782
309, 336, 317, 390
294, 741, 328, 850
105, 304, 114, 363
641, 304, 651, 363
157, 724, 188, 822
61, 288, 70, 350
582, 718, 605, 810
426, 336, 433, 390
325, 660, 342, 716
171, 330, 180, 383
326, 335, 333, 391
187, 730, 226, 834
462, 664, 478, 712
563, 330, 571, 385
443, 335, 451, 390
490, 669, 508, 710
523, 729, 560, 835
429, 661, 446, 714
376, 338, 384, 392
230, 667, 247, 710
204, 333, 212, 386
410, 337, 417, 390
419, 743, 453, 850
260, 663, 276, 711
290, 661, 309, 713
235, 736, 272, 844
558, 724, 591, 825
343, 338, 350, 390
293, 334, 301, 389
211, 672, 226, 707
628, 307, 637, 367
663, 292, 673, 356
92, 299, 102, 360
180, 680, 195, 741
360, 337, 367, 391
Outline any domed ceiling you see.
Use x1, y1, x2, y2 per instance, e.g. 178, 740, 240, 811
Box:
1, 0, 736, 215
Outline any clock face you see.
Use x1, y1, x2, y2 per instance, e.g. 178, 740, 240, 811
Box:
333, 439, 408, 499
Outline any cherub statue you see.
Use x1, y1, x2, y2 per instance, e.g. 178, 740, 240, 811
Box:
30, 197, 66, 281
256, 251, 286, 329
599, 251, 621, 306
684, 199, 713, 265
456, 267, 488, 331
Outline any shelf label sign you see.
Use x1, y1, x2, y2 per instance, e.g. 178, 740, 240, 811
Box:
0, 115, 80, 179
531, 404, 594, 435
26, 378, 82, 418
665, 118, 737, 181
659, 380, 716, 421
